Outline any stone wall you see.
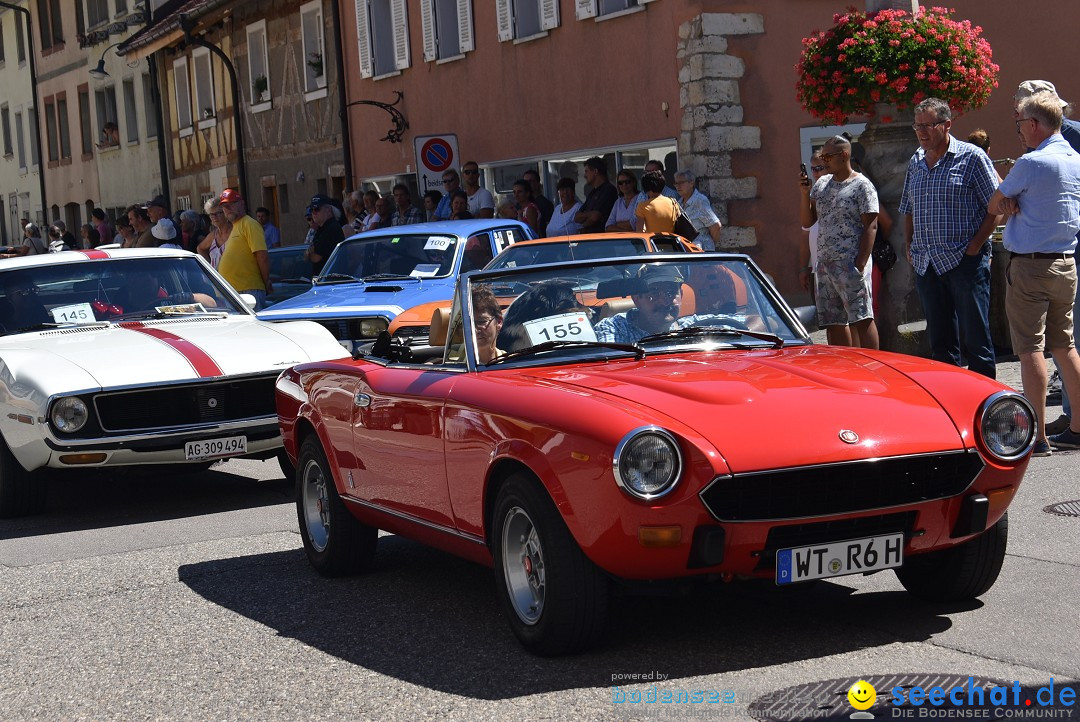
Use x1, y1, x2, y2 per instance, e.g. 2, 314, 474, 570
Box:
677, 13, 763, 250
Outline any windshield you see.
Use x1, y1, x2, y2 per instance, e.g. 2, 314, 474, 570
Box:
322, 233, 461, 280
487, 237, 651, 271
452, 256, 805, 367
0, 256, 246, 336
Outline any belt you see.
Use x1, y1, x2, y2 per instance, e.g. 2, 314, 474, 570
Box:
1008, 251, 1074, 260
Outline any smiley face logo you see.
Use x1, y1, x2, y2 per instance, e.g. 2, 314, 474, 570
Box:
848, 679, 877, 711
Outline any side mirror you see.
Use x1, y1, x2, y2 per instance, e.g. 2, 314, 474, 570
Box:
239, 293, 257, 310
794, 305, 817, 331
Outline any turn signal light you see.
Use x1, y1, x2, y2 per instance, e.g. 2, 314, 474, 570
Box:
986, 485, 1016, 519
638, 526, 682, 548
58, 453, 108, 465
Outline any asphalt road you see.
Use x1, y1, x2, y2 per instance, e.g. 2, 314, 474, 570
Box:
1, 407, 1077, 720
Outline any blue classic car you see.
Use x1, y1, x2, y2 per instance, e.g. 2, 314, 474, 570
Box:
257, 220, 533, 351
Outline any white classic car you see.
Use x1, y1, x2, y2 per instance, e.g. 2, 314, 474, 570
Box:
0, 248, 349, 516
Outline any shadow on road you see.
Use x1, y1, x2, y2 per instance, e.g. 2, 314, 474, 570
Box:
179, 535, 963, 700
0, 462, 291, 540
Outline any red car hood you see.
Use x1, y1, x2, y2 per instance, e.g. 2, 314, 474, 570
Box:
524, 346, 967, 473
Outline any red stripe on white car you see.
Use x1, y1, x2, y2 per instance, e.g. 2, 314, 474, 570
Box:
119, 322, 224, 377
76, 249, 110, 259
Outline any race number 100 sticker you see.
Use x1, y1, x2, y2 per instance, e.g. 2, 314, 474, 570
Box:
523, 313, 597, 345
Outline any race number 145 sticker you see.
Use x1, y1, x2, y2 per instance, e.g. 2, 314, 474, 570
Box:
523, 313, 597, 345
50, 302, 95, 324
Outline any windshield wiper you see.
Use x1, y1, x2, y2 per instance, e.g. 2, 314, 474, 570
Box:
638, 325, 784, 349
314, 272, 362, 285
487, 340, 645, 364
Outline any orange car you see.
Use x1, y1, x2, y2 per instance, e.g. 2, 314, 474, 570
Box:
388, 232, 701, 339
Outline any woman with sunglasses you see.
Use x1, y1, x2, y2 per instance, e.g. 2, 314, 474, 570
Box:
605, 170, 640, 232
197, 197, 232, 269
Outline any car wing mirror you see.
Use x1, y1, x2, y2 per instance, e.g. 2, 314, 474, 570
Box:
794, 305, 817, 330
239, 293, 257, 310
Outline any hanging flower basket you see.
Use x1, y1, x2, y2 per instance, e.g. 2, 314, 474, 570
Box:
794, 6, 999, 125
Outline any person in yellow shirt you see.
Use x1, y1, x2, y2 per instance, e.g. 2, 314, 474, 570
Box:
217, 189, 272, 310
633, 170, 679, 234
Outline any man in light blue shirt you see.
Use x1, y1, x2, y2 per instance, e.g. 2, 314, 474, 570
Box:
256, 207, 281, 249
674, 170, 722, 250
989, 91, 1080, 455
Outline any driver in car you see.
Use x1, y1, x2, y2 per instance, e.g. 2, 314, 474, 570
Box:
102, 271, 217, 316
594, 264, 683, 344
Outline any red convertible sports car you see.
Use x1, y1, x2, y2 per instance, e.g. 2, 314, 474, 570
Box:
276, 254, 1035, 656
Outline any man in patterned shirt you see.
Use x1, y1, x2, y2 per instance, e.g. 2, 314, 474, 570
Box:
799, 135, 879, 348
900, 97, 1000, 378
595, 265, 684, 344
390, 184, 424, 226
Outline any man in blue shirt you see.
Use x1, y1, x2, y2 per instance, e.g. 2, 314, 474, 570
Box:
255, 207, 281, 249
990, 91, 1080, 455
433, 170, 460, 221
899, 97, 1000, 378
595, 265, 684, 344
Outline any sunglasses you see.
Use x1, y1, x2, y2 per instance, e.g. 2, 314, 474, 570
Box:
617, 179, 634, 186
811, 165, 826, 172
462, 169, 479, 175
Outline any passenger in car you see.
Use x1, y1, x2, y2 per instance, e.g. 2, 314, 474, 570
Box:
472, 285, 504, 364
594, 265, 684, 344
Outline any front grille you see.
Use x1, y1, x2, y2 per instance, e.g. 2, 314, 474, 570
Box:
700, 451, 984, 521
754, 511, 918, 571
93, 375, 278, 432
315, 318, 385, 342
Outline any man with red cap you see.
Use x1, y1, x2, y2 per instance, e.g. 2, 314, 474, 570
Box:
218, 188, 272, 309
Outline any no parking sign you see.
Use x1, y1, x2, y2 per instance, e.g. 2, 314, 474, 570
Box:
413, 134, 461, 196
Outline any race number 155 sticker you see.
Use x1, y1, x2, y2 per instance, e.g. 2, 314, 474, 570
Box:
523, 313, 597, 345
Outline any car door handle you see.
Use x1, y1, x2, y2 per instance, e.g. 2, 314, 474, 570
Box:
354, 392, 372, 408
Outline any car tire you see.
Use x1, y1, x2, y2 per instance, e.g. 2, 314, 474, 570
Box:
276, 449, 296, 481
895, 512, 1008, 602
295, 435, 377, 576
492, 472, 609, 656
0, 436, 47, 518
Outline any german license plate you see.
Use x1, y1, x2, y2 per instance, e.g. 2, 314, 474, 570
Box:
775, 532, 904, 585
185, 435, 247, 460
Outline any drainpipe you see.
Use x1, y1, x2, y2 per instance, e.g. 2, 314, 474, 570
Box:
329, 0, 354, 189
178, 13, 248, 202
0, 2, 47, 220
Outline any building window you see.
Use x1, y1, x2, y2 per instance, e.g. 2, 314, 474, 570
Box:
94, 86, 118, 148
115, 0, 127, 15
356, 0, 411, 79
57, 95, 71, 160
1, 105, 11, 157
420, 0, 473, 62
15, 111, 26, 170
496, 0, 558, 42
87, 0, 109, 27
300, 1, 326, 94
192, 48, 215, 127
142, 74, 158, 139
44, 97, 58, 162
28, 108, 38, 166
15, 11, 25, 63
123, 78, 138, 143
173, 57, 193, 135
246, 20, 271, 106
0, 15, 6, 64
176, 195, 191, 211
78, 87, 93, 157
574, 0, 653, 21
36, 0, 63, 50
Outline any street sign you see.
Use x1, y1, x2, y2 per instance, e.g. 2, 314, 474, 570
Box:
413, 134, 461, 196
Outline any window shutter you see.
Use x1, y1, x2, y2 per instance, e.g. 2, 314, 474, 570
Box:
355, 0, 373, 78
457, 0, 474, 53
391, 0, 411, 70
420, 0, 436, 62
495, 0, 513, 42
540, 0, 560, 30
575, 0, 597, 20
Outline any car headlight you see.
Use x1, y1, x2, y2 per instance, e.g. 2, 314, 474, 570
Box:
360, 318, 389, 337
51, 397, 89, 433
977, 392, 1035, 461
613, 427, 683, 500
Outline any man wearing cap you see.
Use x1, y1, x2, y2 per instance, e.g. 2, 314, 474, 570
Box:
899, 97, 1000, 379
145, 195, 177, 242
595, 265, 684, 344
989, 91, 1080, 455
218, 189, 272, 310
125, 204, 155, 248
304, 194, 345, 276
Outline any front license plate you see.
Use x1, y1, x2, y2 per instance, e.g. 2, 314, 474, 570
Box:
775, 532, 904, 585
185, 435, 247, 460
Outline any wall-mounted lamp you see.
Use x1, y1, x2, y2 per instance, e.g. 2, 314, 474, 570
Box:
89, 42, 123, 80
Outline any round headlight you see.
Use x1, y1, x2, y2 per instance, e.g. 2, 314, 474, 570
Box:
51, 397, 89, 433
978, 392, 1035, 461
613, 427, 683, 500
